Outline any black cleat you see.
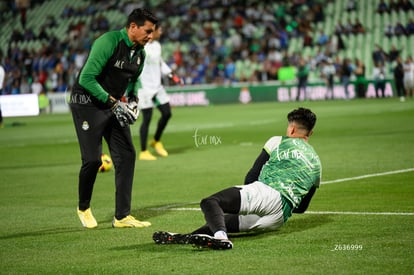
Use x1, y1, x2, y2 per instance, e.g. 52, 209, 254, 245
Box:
152, 231, 191, 244
188, 234, 233, 250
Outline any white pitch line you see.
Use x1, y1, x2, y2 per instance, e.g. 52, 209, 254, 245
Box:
155, 207, 414, 216
150, 168, 414, 216
321, 168, 414, 185
305, 211, 414, 216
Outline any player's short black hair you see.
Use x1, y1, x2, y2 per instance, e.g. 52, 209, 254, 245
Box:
127, 8, 158, 27
287, 107, 317, 132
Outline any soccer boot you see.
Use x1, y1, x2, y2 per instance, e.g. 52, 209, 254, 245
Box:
150, 140, 168, 157
139, 150, 157, 160
188, 234, 233, 250
77, 207, 98, 228
112, 215, 152, 228
153, 231, 191, 244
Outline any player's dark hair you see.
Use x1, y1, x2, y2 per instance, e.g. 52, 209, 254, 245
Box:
287, 107, 317, 132
127, 8, 158, 27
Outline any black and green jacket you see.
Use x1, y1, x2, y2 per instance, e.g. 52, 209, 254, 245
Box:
72, 28, 145, 108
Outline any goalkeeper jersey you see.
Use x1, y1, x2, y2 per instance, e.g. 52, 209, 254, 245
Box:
258, 136, 321, 209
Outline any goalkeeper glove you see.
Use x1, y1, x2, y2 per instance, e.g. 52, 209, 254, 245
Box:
127, 96, 140, 122
111, 100, 135, 128
168, 73, 183, 85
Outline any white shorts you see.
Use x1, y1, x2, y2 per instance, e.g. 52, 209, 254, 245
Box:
138, 86, 170, 109
237, 181, 284, 231
404, 76, 414, 89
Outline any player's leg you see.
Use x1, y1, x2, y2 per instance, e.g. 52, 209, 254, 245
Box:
71, 106, 109, 228
154, 188, 240, 248
139, 108, 157, 160
150, 102, 171, 157
199, 186, 241, 235
139, 107, 153, 151
71, 107, 107, 209
105, 120, 150, 228
151, 88, 171, 157
154, 102, 172, 142
138, 89, 157, 160
105, 121, 135, 219
191, 214, 240, 235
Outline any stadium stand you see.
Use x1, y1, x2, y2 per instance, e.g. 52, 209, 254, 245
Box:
0, 0, 413, 95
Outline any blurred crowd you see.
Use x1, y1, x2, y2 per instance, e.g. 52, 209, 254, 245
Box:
0, 0, 413, 97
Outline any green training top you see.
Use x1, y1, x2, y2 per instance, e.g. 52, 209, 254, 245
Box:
259, 136, 322, 217
72, 28, 145, 108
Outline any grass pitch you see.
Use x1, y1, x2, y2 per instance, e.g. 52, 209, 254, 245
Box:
1, 98, 413, 274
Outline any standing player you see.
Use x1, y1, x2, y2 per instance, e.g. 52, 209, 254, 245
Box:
137, 24, 182, 160
403, 55, 414, 98
69, 8, 158, 228
153, 107, 321, 249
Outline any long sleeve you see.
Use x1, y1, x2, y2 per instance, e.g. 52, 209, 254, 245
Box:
244, 149, 270, 185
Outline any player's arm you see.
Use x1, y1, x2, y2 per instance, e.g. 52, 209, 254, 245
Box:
292, 185, 317, 213
244, 149, 269, 185
79, 33, 116, 103
161, 58, 183, 85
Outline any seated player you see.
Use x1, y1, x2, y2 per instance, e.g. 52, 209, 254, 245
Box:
152, 107, 322, 249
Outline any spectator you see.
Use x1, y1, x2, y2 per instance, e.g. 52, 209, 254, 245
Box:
334, 22, 345, 35
316, 30, 329, 46
377, 0, 389, 14
340, 58, 353, 99
393, 56, 406, 102
344, 19, 354, 35
400, 0, 414, 11
296, 57, 310, 101
406, 18, 414, 35
385, 24, 394, 37
354, 58, 367, 98
224, 56, 236, 84
372, 62, 387, 98
388, 45, 403, 63
320, 58, 336, 99
19, 76, 30, 94
353, 19, 365, 34
388, 0, 399, 11
31, 76, 43, 95
372, 44, 388, 65
303, 31, 314, 47
394, 22, 407, 36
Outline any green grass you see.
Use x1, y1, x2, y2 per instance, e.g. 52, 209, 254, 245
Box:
1, 98, 413, 274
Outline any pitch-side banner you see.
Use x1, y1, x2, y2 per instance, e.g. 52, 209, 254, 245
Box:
0, 94, 39, 117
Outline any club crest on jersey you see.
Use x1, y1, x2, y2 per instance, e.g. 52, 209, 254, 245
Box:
82, 121, 90, 131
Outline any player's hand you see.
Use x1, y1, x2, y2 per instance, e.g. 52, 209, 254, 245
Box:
168, 73, 184, 85
111, 101, 135, 127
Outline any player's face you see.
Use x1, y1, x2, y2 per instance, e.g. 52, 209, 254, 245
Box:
129, 21, 155, 46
